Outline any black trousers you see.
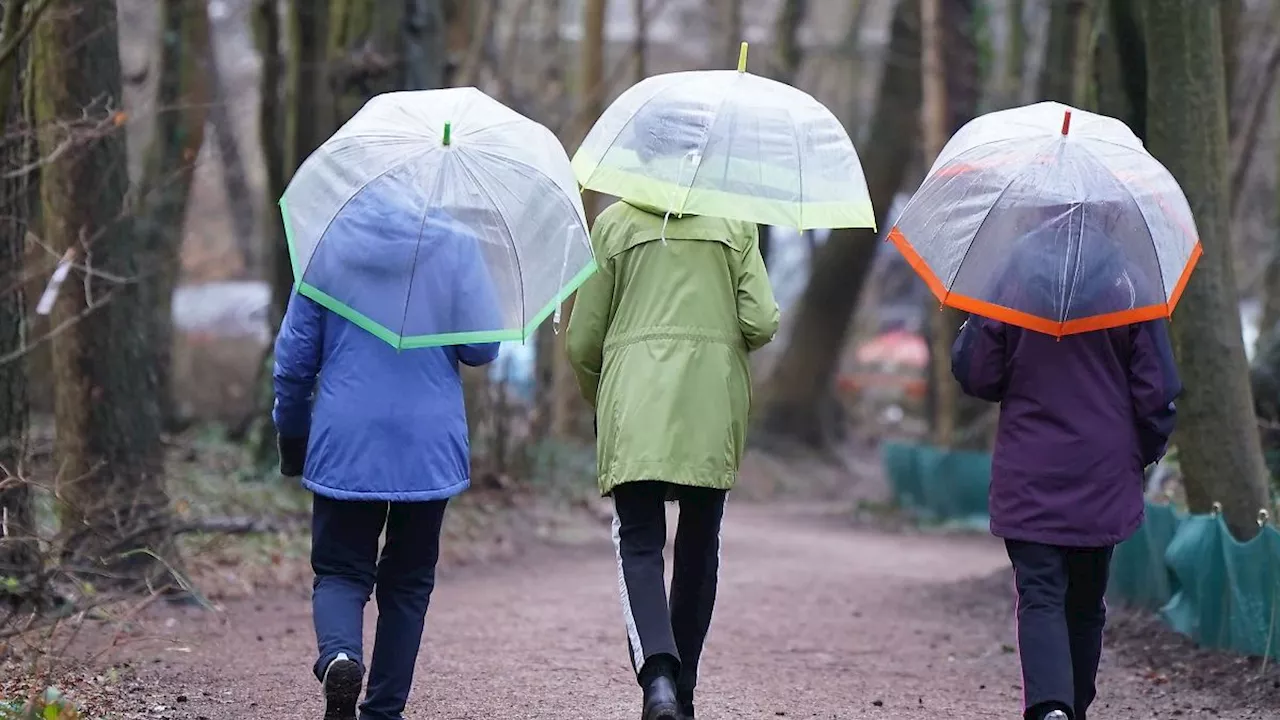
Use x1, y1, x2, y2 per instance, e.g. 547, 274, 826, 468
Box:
611, 481, 727, 704
1006, 539, 1114, 720
311, 494, 448, 720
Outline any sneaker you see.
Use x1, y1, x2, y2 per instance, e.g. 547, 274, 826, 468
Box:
321, 653, 363, 720
1042, 711, 1069, 720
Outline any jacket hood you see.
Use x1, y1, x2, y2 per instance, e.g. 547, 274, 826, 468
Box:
621, 198, 697, 219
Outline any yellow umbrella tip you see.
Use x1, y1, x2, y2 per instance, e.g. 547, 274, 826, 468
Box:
738, 42, 748, 73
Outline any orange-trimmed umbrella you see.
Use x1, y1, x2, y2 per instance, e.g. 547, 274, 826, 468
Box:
888, 101, 1202, 337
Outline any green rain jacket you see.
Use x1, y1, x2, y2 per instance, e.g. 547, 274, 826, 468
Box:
566, 199, 780, 495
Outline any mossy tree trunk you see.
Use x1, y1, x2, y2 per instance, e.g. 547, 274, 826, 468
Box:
1144, 0, 1271, 539
0, 0, 38, 590
757, 0, 922, 448
33, 0, 174, 585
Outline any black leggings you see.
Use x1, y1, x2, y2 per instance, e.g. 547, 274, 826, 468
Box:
610, 481, 727, 705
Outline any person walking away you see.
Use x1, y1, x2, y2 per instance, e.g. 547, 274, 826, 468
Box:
274, 203, 501, 720
567, 195, 779, 720
950, 228, 1180, 720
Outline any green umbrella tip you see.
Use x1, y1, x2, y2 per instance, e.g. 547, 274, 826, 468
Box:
737, 41, 749, 73
443, 121, 452, 146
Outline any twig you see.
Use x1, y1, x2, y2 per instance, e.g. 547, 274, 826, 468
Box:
0, 0, 54, 71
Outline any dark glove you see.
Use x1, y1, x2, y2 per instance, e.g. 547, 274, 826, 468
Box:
278, 435, 308, 478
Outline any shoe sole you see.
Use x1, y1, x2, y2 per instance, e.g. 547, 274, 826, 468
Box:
323, 660, 362, 720
643, 702, 681, 720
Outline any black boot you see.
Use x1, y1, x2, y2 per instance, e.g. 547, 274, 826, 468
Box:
677, 689, 695, 719
641, 675, 681, 720
639, 656, 681, 720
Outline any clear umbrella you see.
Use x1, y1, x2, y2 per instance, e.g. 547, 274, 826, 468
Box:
572, 43, 875, 231
889, 101, 1201, 337
280, 87, 594, 349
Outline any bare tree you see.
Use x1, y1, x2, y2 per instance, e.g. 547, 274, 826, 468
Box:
1145, 0, 1271, 540
205, 16, 258, 275
32, 0, 174, 583
758, 0, 922, 448
135, 0, 212, 430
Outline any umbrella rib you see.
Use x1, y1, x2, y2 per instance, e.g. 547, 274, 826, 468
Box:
579, 89, 674, 186
1076, 143, 1171, 308
451, 151, 528, 330
290, 146, 437, 290
396, 198, 436, 349
678, 77, 743, 213
468, 144, 592, 230
943, 141, 1057, 306
784, 105, 804, 227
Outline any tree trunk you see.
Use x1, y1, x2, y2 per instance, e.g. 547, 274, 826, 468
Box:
136, 0, 211, 431
1038, 0, 1092, 104
1144, 0, 1271, 540
33, 0, 174, 584
719, 0, 741, 68
328, 0, 445, 123
1263, 82, 1280, 338
920, 0, 954, 447
919, 0, 985, 450
0, 0, 37, 590
633, 0, 647, 81
546, 0, 606, 441
765, 0, 809, 268
206, 29, 258, 275
1096, 0, 1146, 138
1004, 0, 1025, 105
757, 0, 922, 448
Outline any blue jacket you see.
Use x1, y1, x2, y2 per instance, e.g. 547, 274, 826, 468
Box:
272, 200, 501, 502
274, 294, 498, 501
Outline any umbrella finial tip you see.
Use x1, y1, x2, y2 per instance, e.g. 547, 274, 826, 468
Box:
443, 121, 452, 146
1061, 110, 1072, 136
738, 42, 748, 72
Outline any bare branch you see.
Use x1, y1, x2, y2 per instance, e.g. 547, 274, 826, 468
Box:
0, 0, 54, 72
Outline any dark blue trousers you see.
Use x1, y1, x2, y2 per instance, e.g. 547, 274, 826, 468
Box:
1006, 539, 1114, 720
311, 494, 448, 720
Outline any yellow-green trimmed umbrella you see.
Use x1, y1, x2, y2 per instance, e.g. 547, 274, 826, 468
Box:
572, 43, 875, 231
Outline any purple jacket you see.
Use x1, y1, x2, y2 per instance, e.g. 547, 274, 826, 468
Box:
951, 317, 1180, 547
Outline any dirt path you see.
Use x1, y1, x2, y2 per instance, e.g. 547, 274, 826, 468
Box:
108, 504, 1255, 719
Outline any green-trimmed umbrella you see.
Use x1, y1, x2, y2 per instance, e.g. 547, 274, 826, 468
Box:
280, 87, 594, 349
572, 43, 875, 230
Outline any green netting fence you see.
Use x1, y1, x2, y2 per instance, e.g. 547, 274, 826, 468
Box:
1112, 505, 1280, 660
881, 440, 991, 530
882, 441, 1280, 660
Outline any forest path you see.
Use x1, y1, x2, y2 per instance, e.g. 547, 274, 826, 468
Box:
118, 504, 1242, 719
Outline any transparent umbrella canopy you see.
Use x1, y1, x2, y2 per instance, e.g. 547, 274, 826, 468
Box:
572, 43, 875, 231
889, 101, 1202, 337
280, 87, 594, 349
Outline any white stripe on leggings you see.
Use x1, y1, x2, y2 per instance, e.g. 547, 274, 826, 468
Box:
611, 505, 646, 671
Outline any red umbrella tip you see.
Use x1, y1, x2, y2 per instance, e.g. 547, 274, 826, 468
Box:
1061, 110, 1072, 136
